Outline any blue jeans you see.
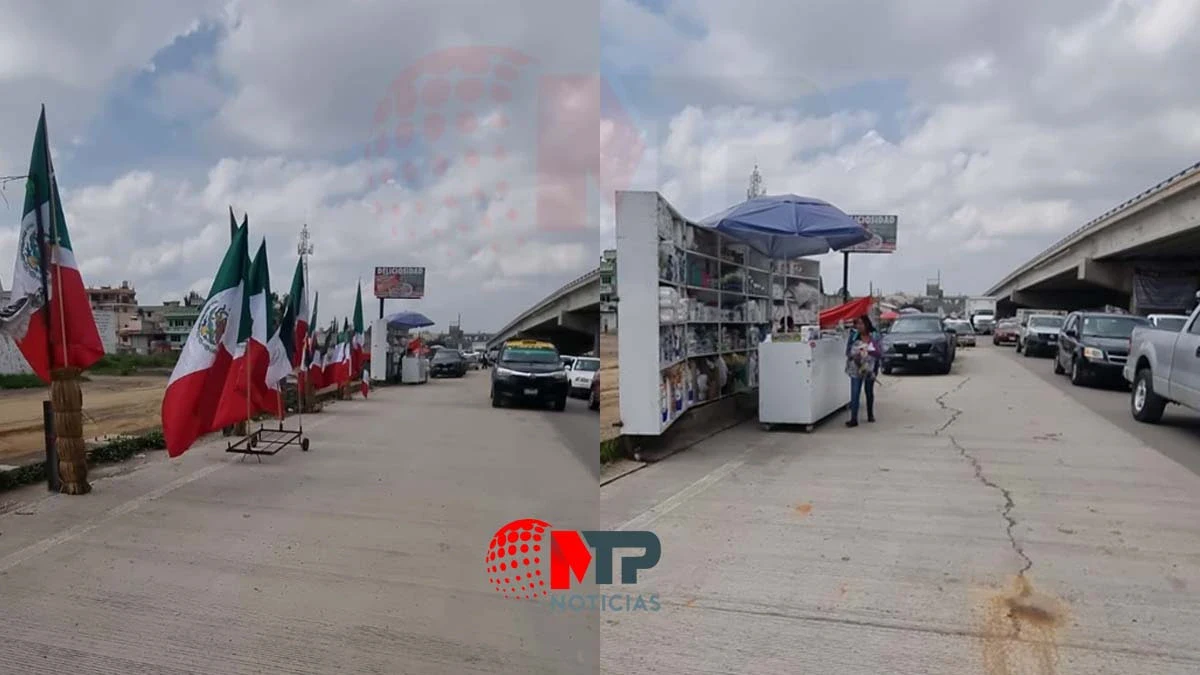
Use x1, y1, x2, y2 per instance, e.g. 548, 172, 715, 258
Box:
849, 376, 875, 422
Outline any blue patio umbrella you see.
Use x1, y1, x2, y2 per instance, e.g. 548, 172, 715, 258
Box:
698, 194, 871, 258
384, 310, 435, 331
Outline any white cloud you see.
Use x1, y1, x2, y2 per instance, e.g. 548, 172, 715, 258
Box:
604, 0, 1200, 294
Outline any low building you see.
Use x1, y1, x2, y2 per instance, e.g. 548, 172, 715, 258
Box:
162, 291, 205, 351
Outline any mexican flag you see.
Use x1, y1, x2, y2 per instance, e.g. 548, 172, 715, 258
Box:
351, 282, 366, 376
209, 222, 256, 430
247, 241, 291, 417
306, 293, 322, 389
161, 222, 251, 455
281, 257, 308, 368
0, 107, 104, 381
339, 317, 353, 385
319, 319, 338, 386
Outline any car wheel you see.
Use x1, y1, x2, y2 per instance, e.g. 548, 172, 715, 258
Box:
939, 359, 952, 375
1069, 358, 1086, 386
491, 387, 502, 407
553, 396, 567, 411
881, 364, 893, 375
1023, 344, 1033, 358
1131, 369, 1167, 424
1053, 354, 1065, 374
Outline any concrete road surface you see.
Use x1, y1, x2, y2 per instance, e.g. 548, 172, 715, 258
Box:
0, 372, 599, 674
1002, 343, 1200, 478
601, 346, 1200, 674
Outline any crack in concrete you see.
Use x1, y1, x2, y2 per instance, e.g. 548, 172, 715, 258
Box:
935, 377, 1033, 577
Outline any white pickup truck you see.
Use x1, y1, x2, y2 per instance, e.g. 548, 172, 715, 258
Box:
1125, 293, 1200, 423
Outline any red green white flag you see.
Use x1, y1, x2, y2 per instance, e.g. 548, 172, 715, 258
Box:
0, 107, 104, 381
161, 222, 251, 455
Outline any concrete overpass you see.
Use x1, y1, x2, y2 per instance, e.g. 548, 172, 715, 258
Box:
986, 161, 1200, 315
487, 269, 599, 355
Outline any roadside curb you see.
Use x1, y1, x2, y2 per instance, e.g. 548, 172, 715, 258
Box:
600, 458, 648, 486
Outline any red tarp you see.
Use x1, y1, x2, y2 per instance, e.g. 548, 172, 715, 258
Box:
819, 296, 874, 329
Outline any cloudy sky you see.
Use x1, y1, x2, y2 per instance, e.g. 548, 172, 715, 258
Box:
1, 0, 1198, 328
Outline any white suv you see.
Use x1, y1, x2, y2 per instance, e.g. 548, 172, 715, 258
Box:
568, 357, 601, 398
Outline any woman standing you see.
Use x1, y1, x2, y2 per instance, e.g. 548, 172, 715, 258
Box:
845, 315, 881, 427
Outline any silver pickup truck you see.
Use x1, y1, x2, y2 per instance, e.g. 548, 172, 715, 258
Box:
1124, 294, 1200, 423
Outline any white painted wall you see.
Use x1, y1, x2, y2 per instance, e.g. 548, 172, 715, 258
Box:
93, 309, 118, 354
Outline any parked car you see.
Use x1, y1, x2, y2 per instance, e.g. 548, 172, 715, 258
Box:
568, 356, 601, 398
993, 318, 1020, 346
943, 319, 976, 347
1147, 313, 1189, 332
1017, 314, 1065, 357
1053, 311, 1149, 387
880, 313, 955, 374
589, 371, 600, 411
1125, 295, 1200, 422
491, 339, 569, 410
430, 349, 468, 378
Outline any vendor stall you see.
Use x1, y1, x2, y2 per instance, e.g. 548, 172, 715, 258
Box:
697, 194, 872, 431
615, 191, 869, 437
372, 311, 434, 384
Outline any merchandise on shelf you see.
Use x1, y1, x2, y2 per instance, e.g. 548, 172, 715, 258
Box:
659, 324, 685, 366
617, 191, 823, 436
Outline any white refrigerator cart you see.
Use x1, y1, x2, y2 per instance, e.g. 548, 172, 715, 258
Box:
758, 335, 849, 431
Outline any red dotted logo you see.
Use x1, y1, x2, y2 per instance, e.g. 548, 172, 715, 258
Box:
365, 46, 646, 262
485, 518, 550, 600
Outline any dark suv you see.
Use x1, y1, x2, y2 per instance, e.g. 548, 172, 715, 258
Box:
490, 340, 570, 410
880, 313, 956, 374
1054, 312, 1148, 387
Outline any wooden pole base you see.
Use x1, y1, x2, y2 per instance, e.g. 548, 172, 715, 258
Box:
50, 367, 90, 495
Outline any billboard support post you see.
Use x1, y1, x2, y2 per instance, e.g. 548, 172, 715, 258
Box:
842, 215, 899, 302
379, 298, 385, 320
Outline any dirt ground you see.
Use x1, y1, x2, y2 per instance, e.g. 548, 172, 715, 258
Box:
600, 334, 620, 442
0, 374, 166, 463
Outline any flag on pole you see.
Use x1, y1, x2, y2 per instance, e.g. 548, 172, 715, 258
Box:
320, 319, 338, 385
351, 282, 365, 376
252, 244, 291, 417
281, 257, 308, 368
339, 317, 353, 385
306, 293, 322, 389
161, 223, 251, 455
210, 220, 256, 430
0, 106, 104, 382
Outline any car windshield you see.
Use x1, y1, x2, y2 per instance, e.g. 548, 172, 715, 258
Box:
947, 321, 973, 333
502, 347, 560, 364
1155, 317, 1187, 331
1081, 316, 1147, 338
573, 359, 600, 372
890, 317, 944, 333
432, 351, 460, 362
1028, 317, 1063, 329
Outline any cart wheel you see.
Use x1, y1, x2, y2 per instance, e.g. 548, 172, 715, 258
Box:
248, 436, 257, 448
760, 423, 773, 432
301, 437, 310, 452
804, 424, 814, 433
